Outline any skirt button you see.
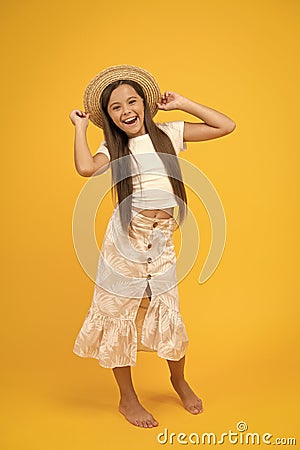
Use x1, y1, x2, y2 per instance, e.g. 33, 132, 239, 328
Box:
147, 274, 152, 280
147, 257, 152, 263
153, 221, 158, 228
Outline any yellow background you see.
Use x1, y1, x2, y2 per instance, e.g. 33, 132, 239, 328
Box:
1, 0, 299, 448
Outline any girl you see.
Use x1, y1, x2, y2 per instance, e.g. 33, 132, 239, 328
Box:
69, 65, 236, 429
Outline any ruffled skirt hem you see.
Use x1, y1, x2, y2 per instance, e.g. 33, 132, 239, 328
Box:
73, 295, 189, 369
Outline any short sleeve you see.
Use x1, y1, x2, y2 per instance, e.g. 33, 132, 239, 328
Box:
93, 140, 111, 161
155, 121, 187, 155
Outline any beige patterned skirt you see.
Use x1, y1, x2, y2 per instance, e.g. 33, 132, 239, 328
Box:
73, 207, 189, 369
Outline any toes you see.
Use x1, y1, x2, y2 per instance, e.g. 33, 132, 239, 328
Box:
195, 399, 204, 411
124, 411, 159, 428
193, 404, 204, 414
144, 417, 159, 427
187, 404, 201, 414
191, 406, 200, 414
150, 416, 159, 427
197, 400, 204, 413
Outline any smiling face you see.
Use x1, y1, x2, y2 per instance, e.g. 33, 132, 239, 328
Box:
107, 84, 146, 138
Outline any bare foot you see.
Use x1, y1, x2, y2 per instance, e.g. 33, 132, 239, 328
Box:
170, 376, 204, 414
119, 395, 159, 428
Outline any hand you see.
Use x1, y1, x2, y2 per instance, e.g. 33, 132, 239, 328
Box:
69, 109, 90, 128
157, 91, 186, 111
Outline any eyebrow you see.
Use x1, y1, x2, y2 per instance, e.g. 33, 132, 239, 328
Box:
109, 96, 137, 107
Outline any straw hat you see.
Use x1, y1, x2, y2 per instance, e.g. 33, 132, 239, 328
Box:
83, 65, 161, 129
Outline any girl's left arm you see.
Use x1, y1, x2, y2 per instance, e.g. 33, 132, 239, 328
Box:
157, 91, 236, 142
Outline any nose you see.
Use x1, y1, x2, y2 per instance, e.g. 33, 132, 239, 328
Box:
122, 104, 131, 117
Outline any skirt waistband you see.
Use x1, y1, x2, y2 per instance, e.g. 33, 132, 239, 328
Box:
111, 206, 177, 231
130, 211, 177, 235
131, 209, 176, 224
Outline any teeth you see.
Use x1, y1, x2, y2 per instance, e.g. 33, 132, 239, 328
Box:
124, 117, 137, 123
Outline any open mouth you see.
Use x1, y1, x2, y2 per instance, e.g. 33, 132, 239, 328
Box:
123, 116, 138, 126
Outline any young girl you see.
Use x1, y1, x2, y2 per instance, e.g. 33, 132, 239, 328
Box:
69, 65, 236, 429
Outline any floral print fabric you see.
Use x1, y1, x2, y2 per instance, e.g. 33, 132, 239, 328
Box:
73, 207, 189, 368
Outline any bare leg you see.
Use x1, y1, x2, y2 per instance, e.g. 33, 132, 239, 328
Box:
167, 356, 204, 414
112, 366, 158, 428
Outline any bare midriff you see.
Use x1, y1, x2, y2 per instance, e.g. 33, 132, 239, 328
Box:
132, 206, 174, 219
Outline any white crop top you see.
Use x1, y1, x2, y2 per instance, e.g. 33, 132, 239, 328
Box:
93, 121, 187, 209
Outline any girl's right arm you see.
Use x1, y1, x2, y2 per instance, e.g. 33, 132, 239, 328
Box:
69, 109, 109, 177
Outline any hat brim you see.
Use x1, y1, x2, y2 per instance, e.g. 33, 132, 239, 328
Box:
83, 65, 161, 129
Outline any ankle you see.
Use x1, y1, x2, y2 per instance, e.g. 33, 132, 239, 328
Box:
120, 392, 139, 402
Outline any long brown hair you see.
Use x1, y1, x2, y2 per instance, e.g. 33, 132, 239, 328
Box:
100, 80, 187, 232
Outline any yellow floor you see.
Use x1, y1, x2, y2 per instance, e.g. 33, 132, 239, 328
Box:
1, 344, 298, 450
